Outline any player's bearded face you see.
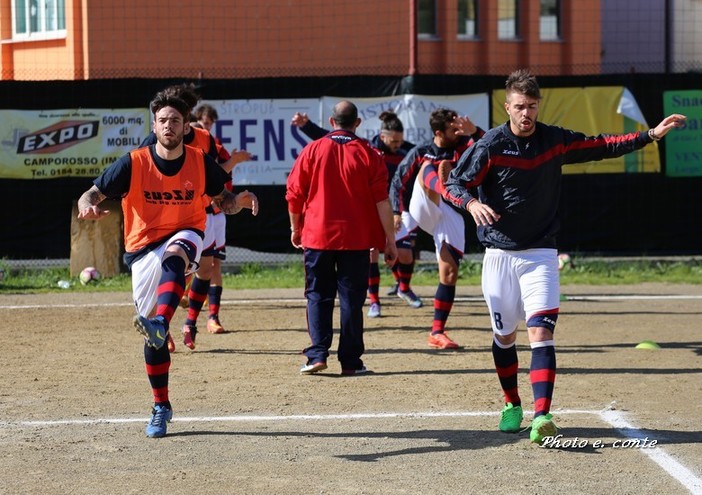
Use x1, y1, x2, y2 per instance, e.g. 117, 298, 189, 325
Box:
505, 92, 539, 137
153, 107, 186, 150
380, 130, 403, 153
438, 124, 461, 148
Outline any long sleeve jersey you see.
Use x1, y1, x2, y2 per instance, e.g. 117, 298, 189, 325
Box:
443, 121, 655, 250
286, 129, 389, 250
389, 130, 483, 214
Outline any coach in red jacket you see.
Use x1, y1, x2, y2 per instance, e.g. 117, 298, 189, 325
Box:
286, 100, 398, 376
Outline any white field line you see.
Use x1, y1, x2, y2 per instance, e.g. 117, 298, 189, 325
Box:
2, 293, 702, 310
600, 409, 702, 495
0, 299, 304, 310
562, 295, 702, 301
2, 408, 700, 491
1, 408, 595, 427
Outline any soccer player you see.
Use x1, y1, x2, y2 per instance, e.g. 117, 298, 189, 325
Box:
390, 108, 484, 349
77, 91, 258, 437
141, 85, 251, 351
444, 68, 686, 443
190, 103, 250, 336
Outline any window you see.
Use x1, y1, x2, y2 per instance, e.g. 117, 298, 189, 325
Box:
497, 0, 519, 40
457, 0, 479, 38
12, 0, 66, 40
540, 0, 561, 40
418, 0, 437, 37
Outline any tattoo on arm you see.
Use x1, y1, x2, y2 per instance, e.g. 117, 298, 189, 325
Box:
78, 185, 106, 211
212, 190, 242, 215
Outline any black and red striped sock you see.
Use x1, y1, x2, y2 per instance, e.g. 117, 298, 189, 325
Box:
492, 338, 521, 406
208, 285, 223, 318
367, 262, 380, 304
144, 343, 170, 408
155, 256, 186, 326
186, 276, 210, 326
431, 282, 455, 334
391, 263, 401, 285
396, 262, 414, 292
530, 341, 556, 417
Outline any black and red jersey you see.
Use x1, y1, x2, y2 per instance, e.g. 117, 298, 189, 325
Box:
443, 121, 654, 250
389, 131, 483, 214
369, 134, 414, 191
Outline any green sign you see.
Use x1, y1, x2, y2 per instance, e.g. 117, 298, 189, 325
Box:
663, 90, 702, 177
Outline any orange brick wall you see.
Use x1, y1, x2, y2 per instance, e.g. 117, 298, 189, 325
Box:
1, 0, 601, 80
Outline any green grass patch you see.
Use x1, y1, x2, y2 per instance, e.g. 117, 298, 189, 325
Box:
0, 257, 700, 294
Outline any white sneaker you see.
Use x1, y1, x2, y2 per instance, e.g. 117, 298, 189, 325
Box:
367, 302, 381, 318
398, 289, 423, 308
299, 362, 328, 374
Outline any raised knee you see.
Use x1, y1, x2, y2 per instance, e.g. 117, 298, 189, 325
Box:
495, 332, 516, 346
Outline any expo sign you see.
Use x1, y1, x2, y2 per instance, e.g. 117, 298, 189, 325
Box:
17, 120, 99, 154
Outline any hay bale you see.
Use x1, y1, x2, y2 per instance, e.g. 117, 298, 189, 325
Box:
70, 200, 124, 277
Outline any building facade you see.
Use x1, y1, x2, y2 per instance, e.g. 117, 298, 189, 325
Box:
0, 1, 698, 81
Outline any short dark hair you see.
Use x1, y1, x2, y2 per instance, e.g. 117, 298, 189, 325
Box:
149, 92, 191, 118
194, 103, 219, 122
162, 83, 201, 111
505, 69, 541, 100
379, 111, 404, 133
429, 108, 458, 133
331, 100, 358, 129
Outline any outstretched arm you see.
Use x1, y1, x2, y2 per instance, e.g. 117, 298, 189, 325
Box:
77, 185, 110, 220
291, 112, 328, 140
220, 148, 254, 173
649, 114, 687, 141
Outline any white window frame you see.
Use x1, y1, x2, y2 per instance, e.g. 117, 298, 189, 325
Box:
457, 0, 480, 40
11, 0, 67, 42
497, 0, 520, 40
418, 0, 439, 39
540, 0, 562, 41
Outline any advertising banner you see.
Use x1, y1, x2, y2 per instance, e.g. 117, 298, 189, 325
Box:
663, 90, 702, 177
0, 108, 150, 179
207, 95, 489, 186
205, 98, 319, 186
0, 96, 488, 184
320, 93, 490, 144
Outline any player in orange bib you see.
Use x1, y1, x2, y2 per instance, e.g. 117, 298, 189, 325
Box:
77, 91, 258, 438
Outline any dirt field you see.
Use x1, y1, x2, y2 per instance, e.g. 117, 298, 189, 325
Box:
1, 283, 701, 495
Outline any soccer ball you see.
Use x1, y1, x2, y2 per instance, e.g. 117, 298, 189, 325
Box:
557, 253, 572, 271
79, 266, 101, 285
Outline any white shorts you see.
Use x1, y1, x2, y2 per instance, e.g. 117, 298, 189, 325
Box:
203, 212, 227, 258
481, 247, 560, 336
395, 210, 418, 242
409, 178, 465, 261
131, 230, 203, 318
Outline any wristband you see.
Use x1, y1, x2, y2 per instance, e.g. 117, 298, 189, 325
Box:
648, 129, 661, 141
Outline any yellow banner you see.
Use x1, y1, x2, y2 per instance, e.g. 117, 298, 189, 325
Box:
0, 108, 150, 179
491, 86, 659, 173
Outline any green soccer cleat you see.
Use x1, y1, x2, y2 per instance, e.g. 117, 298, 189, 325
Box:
498, 402, 524, 432
530, 413, 558, 444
